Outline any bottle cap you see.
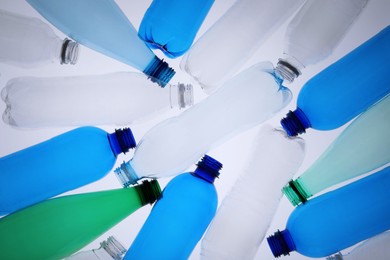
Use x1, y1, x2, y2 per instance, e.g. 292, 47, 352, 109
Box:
108, 128, 136, 156
101, 236, 127, 260
267, 229, 295, 257
193, 155, 223, 183
143, 56, 175, 87
280, 108, 311, 136
282, 179, 311, 206
60, 38, 79, 65
114, 160, 139, 187
135, 179, 162, 205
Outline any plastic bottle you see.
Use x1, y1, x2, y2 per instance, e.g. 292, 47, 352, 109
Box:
1, 72, 193, 128
282, 94, 390, 207
274, 0, 368, 83
267, 166, 390, 258
326, 231, 390, 260
0, 126, 136, 215
138, 0, 214, 58
114, 61, 292, 185
0, 180, 161, 260
200, 125, 305, 260
26, 0, 175, 87
0, 9, 78, 68
65, 236, 127, 260
180, 0, 304, 93
124, 155, 222, 259
281, 25, 390, 136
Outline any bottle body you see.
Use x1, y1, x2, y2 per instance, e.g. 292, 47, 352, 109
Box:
0, 9, 78, 67
201, 125, 305, 260
139, 0, 214, 58
180, 0, 304, 93
268, 166, 390, 258
1, 72, 193, 127
281, 25, 390, 136
0, 181, 160, 260
283, 94, 390, 206
0, 126, 135, 215
26, 0, 174, 86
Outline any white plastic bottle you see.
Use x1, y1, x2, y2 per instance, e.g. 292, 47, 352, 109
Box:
1, 72, 193, 127
115, 61, 292, 185
200, 124, 305, 260
0, 9, 78, 68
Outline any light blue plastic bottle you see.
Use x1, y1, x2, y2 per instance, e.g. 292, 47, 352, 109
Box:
123, 155, 222, 260
0, 126, 135, 215
281, 25, 390, 136
267, 166, 390, 258
26, 0, 175, 87
138, 0, 214, 58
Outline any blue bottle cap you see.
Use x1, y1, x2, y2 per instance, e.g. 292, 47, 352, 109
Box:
267, 229, 296, 257
193, 155, 223, 183
108, 128, 136, 156
280, 108, 311, 136
143, 56, 175, 87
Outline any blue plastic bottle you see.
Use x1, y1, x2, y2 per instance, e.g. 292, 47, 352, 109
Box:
138, 0, 214, 58
281, 25, 390, 136
267, 166, 390, 258
0, 126, 135, 215
123, 155, 222, 260
26, 0, 175, 87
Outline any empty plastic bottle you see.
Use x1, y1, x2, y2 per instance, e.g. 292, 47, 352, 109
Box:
114, 61, 292, 185
281, 25, 390, 136
1, 72, 193, 127
0, 180, 161, 260
124, 155, 222, 259
180, 0, 304, 93
0, 126, 136, 215
274, 0, 368, 83
326, 231, 390, 260
138, 0, 214, 58
268, 166, 390, 258
282, 94, 390, 207
26, 0, 175, 87
0, 9, 78, 68
65, 236, 127, 260
200, 125, 305, 260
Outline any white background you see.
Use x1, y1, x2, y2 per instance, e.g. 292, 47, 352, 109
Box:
0, 0, 389, 259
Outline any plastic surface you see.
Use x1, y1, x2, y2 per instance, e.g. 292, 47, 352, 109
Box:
0, 9, 78, 67
1, 72, 193, 127
26, 0, 174, 86
283, 94, 390, 206
201, 125, 305, 260
267, 166, 390, 258
180, 0, 304, 93
281, 25, 390, 136
138, 0, 214, 58
115, 61, 292, 183
0, 180, 160, 260
0, 126, 135, 215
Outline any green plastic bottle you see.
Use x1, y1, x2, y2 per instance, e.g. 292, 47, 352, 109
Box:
0, 180, 161, 260
283, 94, 390, 206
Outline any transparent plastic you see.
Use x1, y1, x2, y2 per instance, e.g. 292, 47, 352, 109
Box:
138, 0, 214, 58
200, 125, 305, 260
0, 9, 78, 67
281, 25, 390, 136
180, 0, 304, 94
1, 72, 193, 128
326, 231, 390, 260
0, 180, 161, 260
275, 0, 368, 83
282, 94, 390, 206
0, 126, 136, 215
114, 61, 292, 184
65, 236, 127, 260
124, 155, 222, 259
26, 0, 175, 87
267, 166, 390, 258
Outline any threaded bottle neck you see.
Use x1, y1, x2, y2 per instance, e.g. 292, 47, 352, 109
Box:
135, 179, 161, 205
326, 253, 344, 260
267, 230, 295, 257
143, 56, 175, 87
280, 108, 311, 137
193, 155, 223, 183
60, 38, 79, 65
108, 128, 136, 156
100, 236, 127, 260
275, 59, 301, 84
170, 83, 194, 109
114, 160, 139, 187
282, 178, 311, 206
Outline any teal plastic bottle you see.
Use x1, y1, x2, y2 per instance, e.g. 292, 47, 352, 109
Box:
267, 166, 390, 258
281, 25, 390, 136
282, 94, 390, 206
0, 127, 135, 215
139, 0, 214, 58
26, 0, 175, 87
123, 155, 222, 259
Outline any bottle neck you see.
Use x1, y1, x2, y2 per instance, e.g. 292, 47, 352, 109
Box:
280, 108, 311, 137
170, 83, 194, 109
143, 56, 175, 87
108, 128, 136, 156
134, 179, 162, 205
60, 38, 79, 65
114, 160, 139, 187
282, 178, 311, 206
326, 253, 344, 260
274, 54, 304, 83
192, 155, 223, 183
267, 229, 296, 257
100, 236, 127, 260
